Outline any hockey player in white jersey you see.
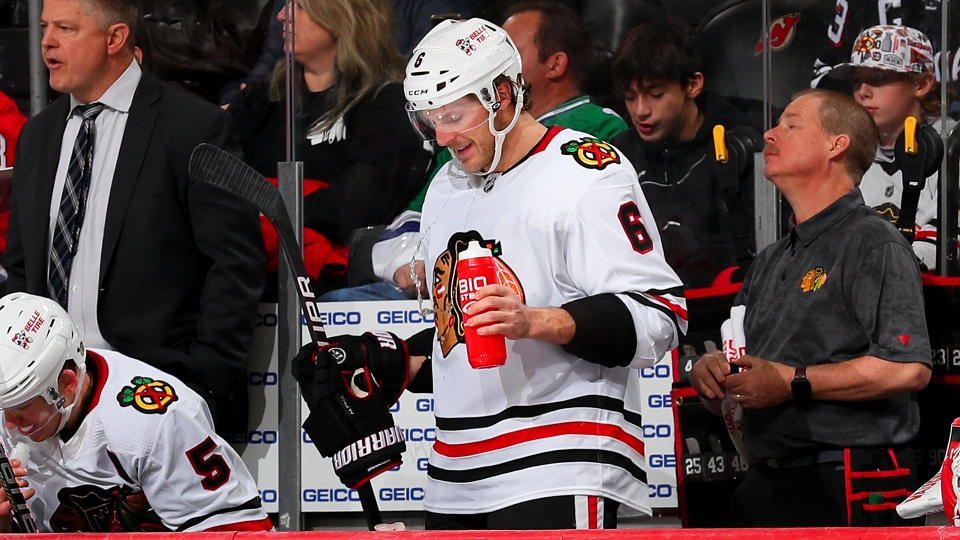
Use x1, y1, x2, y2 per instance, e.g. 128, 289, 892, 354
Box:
0, 293, 272, 532
294, 17, 686, 530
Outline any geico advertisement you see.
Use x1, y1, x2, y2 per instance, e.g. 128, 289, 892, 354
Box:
242, 301, 677, 512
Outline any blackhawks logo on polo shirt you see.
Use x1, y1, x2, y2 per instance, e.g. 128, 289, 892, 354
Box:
801, 266, 828, 292
561, 137, 620, 170
117, 377, 179, 414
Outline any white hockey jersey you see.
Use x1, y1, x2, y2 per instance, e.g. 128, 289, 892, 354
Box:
859, 117, 955, 270
420, 126, 686, 515
3, 349, 270, 533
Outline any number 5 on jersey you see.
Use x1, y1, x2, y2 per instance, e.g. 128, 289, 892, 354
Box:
187, 437, 231, 490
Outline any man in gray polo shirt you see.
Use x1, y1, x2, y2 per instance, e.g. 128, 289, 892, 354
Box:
689, 89, 931, 527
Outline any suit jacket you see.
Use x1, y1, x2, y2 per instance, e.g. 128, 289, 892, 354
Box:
3, 71, 265, 432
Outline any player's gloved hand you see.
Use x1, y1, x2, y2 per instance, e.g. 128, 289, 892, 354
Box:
292, 333, 409, 488
293, 332, 410, 404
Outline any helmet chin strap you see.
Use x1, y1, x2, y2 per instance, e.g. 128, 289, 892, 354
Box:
19, 388, 79, 441
53, 392, 78, 435
473, 82, 525, 178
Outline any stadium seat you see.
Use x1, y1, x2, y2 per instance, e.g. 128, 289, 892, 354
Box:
697, 0, 835, 110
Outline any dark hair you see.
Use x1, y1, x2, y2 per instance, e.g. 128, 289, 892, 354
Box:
909, 72, 941, 119
494, 73, 533, 113
86, 0, 138, 48
502, 1, 594, 91
612, 16, 700, 94
794, 88, 878, 183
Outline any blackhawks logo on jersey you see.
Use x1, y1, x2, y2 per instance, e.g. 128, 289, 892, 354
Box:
50, 484, 167, 532
561, 137, 620, 170
433, 231, 525, 357
117, 377, 178, 414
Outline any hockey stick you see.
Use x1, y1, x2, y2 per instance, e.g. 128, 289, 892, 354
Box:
187, 143, 387, 531
0, 441, 36, 532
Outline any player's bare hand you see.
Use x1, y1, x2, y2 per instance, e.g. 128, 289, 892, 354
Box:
689, 351, 732, 400
0, 458, 34, 532
724, 355, 793, 408
464, 285, 531, 340
393, 261, 427, 298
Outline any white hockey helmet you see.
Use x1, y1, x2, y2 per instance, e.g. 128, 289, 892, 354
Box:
0, 293, 85, 412
404, 18, 524, 175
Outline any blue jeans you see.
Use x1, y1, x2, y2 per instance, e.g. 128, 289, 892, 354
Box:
318, 281, 410, 302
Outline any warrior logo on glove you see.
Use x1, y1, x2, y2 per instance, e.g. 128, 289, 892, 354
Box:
292, 332, 410, 489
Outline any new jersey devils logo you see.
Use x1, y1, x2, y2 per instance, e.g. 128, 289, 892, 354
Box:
755, 13, 801, 54
432, 231, 524, 357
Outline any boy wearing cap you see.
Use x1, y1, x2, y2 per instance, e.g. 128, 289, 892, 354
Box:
830, 25, 954, 271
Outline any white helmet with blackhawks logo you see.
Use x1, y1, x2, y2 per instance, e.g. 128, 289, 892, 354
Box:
0, 293, 86, 429
404, 17, 525, 175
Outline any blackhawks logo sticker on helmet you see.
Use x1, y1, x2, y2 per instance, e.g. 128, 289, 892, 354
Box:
561, 137, 621, 170
117, 377, 178, 414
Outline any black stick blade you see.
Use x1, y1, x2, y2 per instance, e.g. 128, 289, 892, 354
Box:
188, 143, 288, 226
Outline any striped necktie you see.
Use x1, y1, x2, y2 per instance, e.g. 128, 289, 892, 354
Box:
48, 102, 105, 308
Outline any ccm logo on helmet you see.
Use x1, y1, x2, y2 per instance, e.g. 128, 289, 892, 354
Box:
408, 89, 429, 96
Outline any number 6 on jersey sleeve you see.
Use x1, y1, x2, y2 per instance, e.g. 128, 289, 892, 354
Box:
618, 201, 653, 254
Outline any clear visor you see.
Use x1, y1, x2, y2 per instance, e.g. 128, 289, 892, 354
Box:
406, 94, 491, 141
1, 395, 61, 439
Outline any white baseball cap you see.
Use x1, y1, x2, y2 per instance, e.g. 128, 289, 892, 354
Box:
830, 25, 934, 78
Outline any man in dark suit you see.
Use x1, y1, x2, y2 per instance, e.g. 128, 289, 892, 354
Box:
3, 0, 265, 434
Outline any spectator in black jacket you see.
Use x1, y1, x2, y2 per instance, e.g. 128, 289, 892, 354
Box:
611, 16, 764, 290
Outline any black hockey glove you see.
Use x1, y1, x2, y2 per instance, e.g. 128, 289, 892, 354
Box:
292, 332, 409, 489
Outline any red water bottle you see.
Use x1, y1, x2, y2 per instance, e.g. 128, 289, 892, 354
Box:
456, 240, 507, 368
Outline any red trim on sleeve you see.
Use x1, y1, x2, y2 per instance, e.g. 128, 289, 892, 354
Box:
648, 293, 688, 321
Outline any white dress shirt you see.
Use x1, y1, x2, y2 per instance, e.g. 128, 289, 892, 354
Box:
47, 59, 142, 349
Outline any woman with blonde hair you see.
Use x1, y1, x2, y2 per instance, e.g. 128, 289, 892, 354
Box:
229, 0, 430, 294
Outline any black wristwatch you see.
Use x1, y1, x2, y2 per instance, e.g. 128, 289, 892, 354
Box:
791, 365, 812, 404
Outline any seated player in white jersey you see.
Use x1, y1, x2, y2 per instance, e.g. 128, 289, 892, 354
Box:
828, 24, 954, 271
0, 293, 272, 533
293, 17, 686, 531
